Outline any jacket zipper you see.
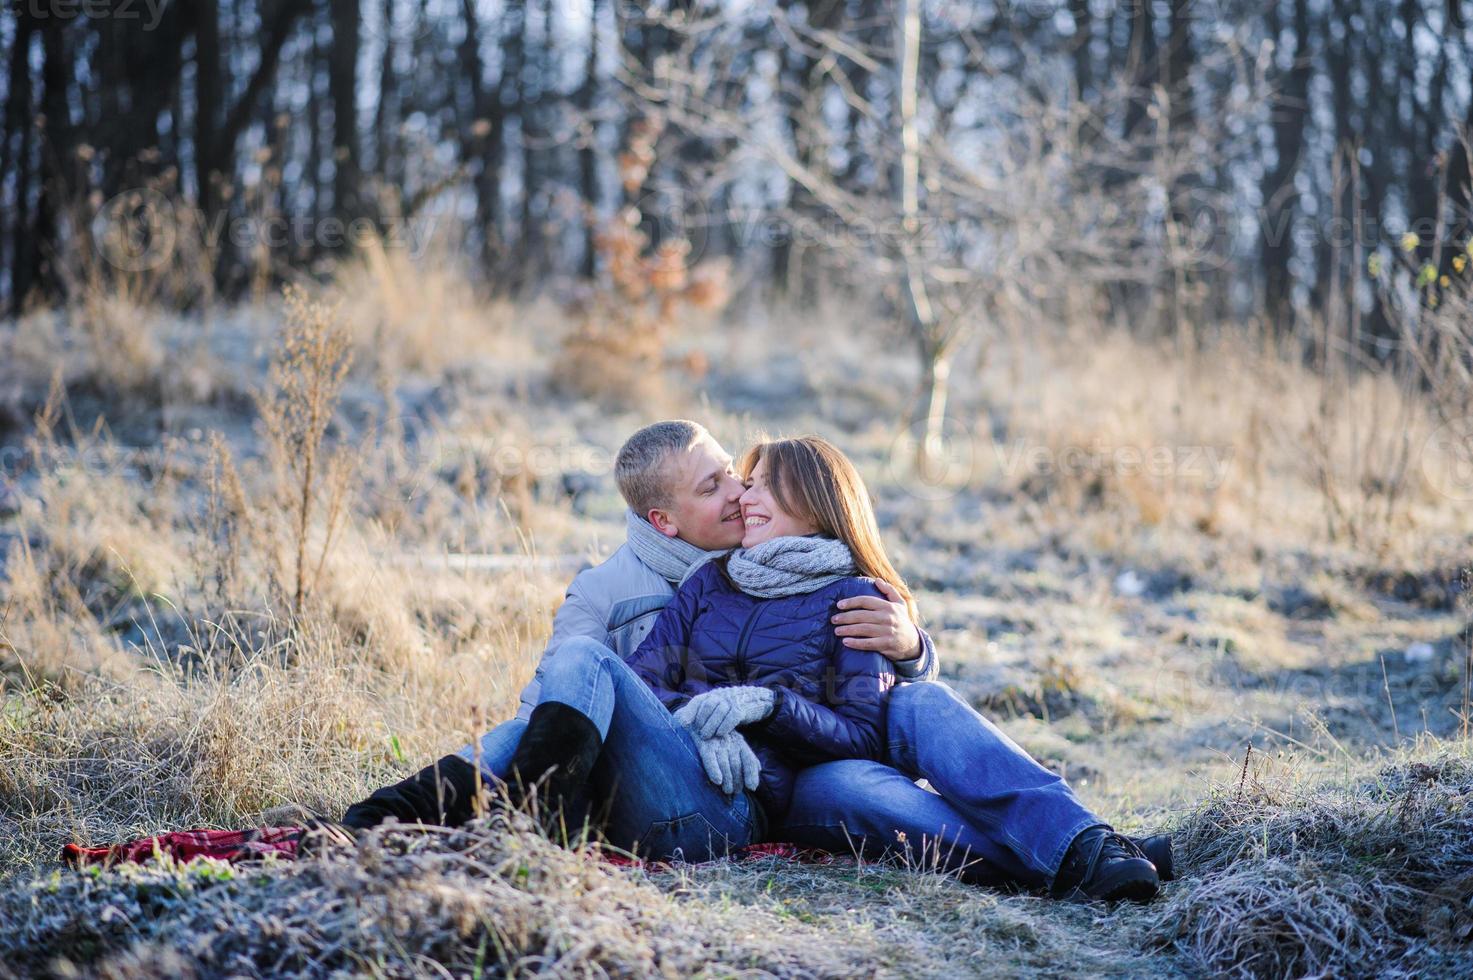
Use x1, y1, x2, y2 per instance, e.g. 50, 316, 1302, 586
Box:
731, 602, 765, 683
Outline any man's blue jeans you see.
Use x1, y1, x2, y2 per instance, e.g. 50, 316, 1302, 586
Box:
774, 681, 1102, 889
455, 716, 527, 785
459, 637, 760, 862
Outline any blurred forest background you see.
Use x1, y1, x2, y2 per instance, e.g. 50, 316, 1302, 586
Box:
4, 0, 1472, 329
3, 3, 1473, 976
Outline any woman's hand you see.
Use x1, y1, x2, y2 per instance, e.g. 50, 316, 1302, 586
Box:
673, 690, 770, 794
690, 731, 762, 795
832, 579, 922, 661
674, 686, 776, 739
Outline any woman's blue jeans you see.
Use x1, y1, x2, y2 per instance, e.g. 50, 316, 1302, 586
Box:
773, 681, 1102, 889
457, 637, 760, 862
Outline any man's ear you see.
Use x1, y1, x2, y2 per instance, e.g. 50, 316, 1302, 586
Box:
647, 508, 680, 538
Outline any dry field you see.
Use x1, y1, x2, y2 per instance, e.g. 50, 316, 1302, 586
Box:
1, 254, 1470, 977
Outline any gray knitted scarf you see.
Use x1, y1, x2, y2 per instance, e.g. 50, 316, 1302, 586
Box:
725, 535, 856, 598
624, 509, 728, 587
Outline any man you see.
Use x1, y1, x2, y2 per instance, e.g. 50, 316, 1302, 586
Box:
335, 420, 1164, 902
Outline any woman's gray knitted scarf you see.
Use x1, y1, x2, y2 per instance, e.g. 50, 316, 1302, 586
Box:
725, 535, 856, 598
625, 509, 728, 587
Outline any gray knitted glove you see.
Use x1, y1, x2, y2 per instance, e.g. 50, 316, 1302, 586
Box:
673, 686, 777, 739
691, 731, 762, 795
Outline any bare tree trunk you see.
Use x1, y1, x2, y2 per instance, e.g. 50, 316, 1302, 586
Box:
329, 0, 362, 223
518, 3, 543, 280
1069, 0, 1092, 98
1162, 0, 1196, 341
501, 0, 527, 285
459, 0, 501, 268
376, 0, 400, 184
4, 14, 35, 314
773, 0, 843, 304
192, 0, 222, 219
1260, 0, 1310, 334
894, 0, 947, 475
579, 0, 602, 279
1121, 0, 1158, 140
33, 17, 74, 304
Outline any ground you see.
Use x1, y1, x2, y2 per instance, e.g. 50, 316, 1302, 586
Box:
1, 267, 1470, 977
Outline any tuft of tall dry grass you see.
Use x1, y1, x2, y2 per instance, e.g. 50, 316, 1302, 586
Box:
255, 286, 354, 620
0, 547, 550, 879
324, 232, 523, 379
0, 283, 563, 885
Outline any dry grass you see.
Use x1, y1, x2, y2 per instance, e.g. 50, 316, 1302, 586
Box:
1150, 742, 1473, 977
1, 271, 1471, 976
0, 816, 942, 979
325, 234, 525, 380
256, 286, 355, 619
3, 746, 1470, 977
971, 326, 1467, 563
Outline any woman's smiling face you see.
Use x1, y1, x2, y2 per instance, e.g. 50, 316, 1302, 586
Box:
738, 452, 820, 548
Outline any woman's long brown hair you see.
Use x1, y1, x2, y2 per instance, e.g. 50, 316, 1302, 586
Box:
739, 435, 919, 623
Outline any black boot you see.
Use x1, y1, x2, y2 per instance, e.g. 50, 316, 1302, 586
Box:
294, 815, 361, 859
1051, 826, 1160, 903
340, 754, 487, 831
506, 702, 603, 835
1131, 833, 1175, 882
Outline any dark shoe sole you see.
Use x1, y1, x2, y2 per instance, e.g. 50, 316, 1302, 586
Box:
1100, 873, 1161, 904
1066, 857, 1160, 904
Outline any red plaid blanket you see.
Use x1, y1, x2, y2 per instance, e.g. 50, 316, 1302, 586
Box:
61, 827, 832, 870
61, 826, 304, 868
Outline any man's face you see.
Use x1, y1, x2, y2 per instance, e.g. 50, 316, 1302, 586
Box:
648, 436, 747, 550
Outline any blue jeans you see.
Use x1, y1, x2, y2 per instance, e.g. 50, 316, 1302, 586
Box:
460, 637, 760, 862
456, 717, 527, 783
777, 682, 1102, 889
774, 759, 1038, 888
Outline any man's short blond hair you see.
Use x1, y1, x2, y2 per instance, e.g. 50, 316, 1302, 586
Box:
615, 420, 711, 516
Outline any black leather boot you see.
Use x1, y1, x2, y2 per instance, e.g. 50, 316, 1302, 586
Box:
294, 815, 361, 859
506, 701, 603, 835
1131, 833, 1175, 882
1051, 826, 1160, 903
340, 754, 487, 830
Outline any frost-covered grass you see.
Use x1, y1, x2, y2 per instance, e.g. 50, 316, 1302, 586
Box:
1, 279, 1470, 976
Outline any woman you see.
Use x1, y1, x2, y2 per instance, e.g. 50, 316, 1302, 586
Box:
497, 435, 903, 860
625, 435, 907, 823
